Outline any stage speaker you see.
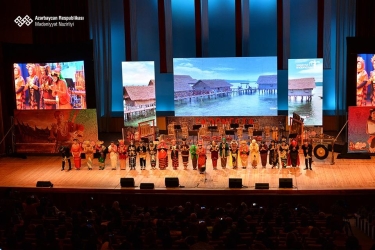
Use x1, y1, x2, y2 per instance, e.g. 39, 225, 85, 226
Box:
140, 183, 154, 189
255, 183, 269, 189
165, 177, 179, 187
229, 178, 242, 188
120, 178, 135, 187
36, 181, 53, 188
279, 178, 293, 188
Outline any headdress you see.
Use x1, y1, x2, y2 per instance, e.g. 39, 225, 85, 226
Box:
51, 68, 61, 77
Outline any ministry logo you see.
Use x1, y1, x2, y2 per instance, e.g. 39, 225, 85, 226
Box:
14, 15, 33, 27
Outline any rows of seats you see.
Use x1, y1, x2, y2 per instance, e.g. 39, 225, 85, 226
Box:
0, 189, 365, 249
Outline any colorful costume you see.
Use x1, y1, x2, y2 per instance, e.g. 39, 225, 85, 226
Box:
357, 56, 369, 106
108, 142, 119, 170
157, 140, 168, 170
239, 140, 249, 169
51, 69, 72, 109
170, 139, 179, 170
279, 138, 289, 168
288, 139, 300, 167
59, 146, 71, 171
39, 65, 55, 109
209, 141, 219, 170
14, 64, 25, 110
96, 141, 107, 170
369, 55, 375, 106
137, 141, 147, 170
128, 140, 137, 170
301, 141, 313, 170
230, 140, 239, 169
259, 141, 268, 168
268, 140, 279, 168
25, 64, 40, 110
118, 140, 127, 170
83, 141, 95, 170
190, 144, 198, 170
71, 139, 82, 170
180, 138, 190, 170
219, 138, 229, 169
148, 141, 157, 170
249, 139, 260, 169
197, 141, 206, 173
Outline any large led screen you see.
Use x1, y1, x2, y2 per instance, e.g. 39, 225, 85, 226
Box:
122, 62, 156, 127
13, 61, 86, 110
288, 59, 323, 126
173, 57, 277, 116
356, 54, 375, 106
348, 106, 375, 153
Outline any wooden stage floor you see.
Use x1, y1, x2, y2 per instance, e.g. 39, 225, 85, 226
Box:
1, 152, 375, 193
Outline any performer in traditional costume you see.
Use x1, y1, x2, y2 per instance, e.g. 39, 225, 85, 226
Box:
39, 65, 54, 109
301, 140, 313, 170
170, 139, 179, 170
239, 140, 249, 169
118, 139, 127, 170
148, 141, 157, 170
268, 140, 279, 168
279, 137, 289, 168
137, 140, 147, 170
71, 139, 82, 170
259, 141, 268, 168
59, 145, 71, 171
229, 140, 239, 169
369, 55, 375, 106
219, 137, 229, 169
108, 141, 119, 170
180, 138, 190, 170
357, 56, 369, 106
209, 140, 219, 170
157, 140, 168, 170
288, 139, 300, 167
197, 140, 207, 174
25, 64, 40, 109
83, 140, 95, 170
14, 64, 25, 110
128, 140, 137, 170
249, 139, 260, 169
96, 141, 107, 170
51, 69, 72, 109
190, 143, 198, 170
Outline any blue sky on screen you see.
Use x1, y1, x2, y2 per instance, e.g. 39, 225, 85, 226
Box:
288, 59, 323, 82
173, 57, 277, 81
121, 61, 155, 86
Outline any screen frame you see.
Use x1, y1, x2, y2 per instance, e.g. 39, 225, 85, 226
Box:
2, 41, 96, 116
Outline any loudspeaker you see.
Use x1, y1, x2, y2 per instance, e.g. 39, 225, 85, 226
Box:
255, 183, 269, 189
140, 183, 154, 189
120, 178, 135, 187
229, 178, 242, 188
279, 178, 293, 188
36, 181, 53, 187
165, 177, 179, 187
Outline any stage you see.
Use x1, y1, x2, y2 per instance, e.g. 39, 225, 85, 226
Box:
1, 151, 375, 191
1, 151, 375, 210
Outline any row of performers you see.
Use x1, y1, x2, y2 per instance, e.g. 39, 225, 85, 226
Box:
59, 137, 313, 171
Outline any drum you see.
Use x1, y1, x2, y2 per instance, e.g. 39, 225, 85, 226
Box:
313, 144, 329, 160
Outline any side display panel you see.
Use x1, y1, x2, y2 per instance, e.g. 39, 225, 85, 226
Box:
14, 109, 98, 153
348, 106, 375, 153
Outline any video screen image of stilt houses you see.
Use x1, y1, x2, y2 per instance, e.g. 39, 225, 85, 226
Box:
122, 62, 156, 127
288, 59, 323, 126
173, 57, 278, 116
